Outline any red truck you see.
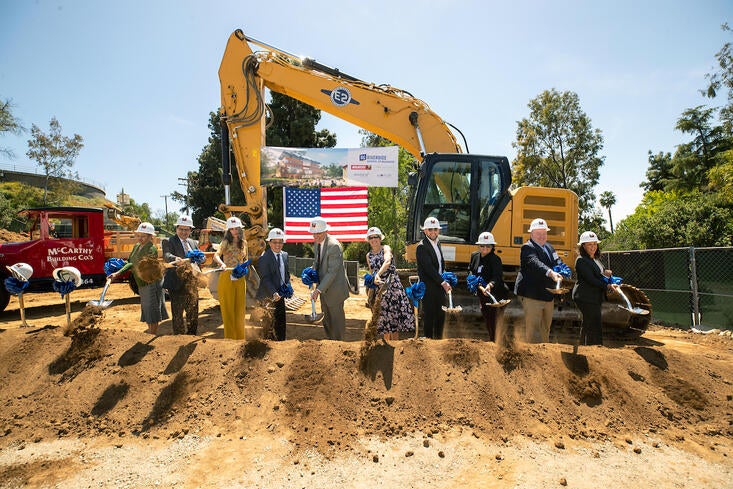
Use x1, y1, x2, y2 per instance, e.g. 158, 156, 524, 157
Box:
0, 207, 147, 312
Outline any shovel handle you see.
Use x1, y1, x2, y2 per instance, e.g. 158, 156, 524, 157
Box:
18, 293, 28, 327
65, 294, 71, 329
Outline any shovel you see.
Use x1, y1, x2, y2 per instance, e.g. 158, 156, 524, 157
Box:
615, 285, 649, 316
408, 276, 421, 339
88, 277, 113, 308
442, 290, 463, 313
546, 278, 570, 295
303, 284, 324, 323
18, 292, 30, 328
484, 286, 511, 308
64, 293, 72, 330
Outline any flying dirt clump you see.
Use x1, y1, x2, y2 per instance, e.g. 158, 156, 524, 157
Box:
135, 255, 164, 283
64, 305, 105, 336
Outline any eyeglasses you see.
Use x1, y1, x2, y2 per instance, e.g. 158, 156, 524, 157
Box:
368, 236, 380, 240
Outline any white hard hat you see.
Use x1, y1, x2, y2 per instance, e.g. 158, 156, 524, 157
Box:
365, 226, 384, 240
527, 218, 550, 232
175, 215, 194, 228
135, 222, 156, 235
226, 217, 243, 230
52, 266, 83, 287
309, 217, 329, 234
6, 263, 33, 282
578, 231, 601, 245
421, 216, 441, 230
476, 232, 496, 245
267, 228, 286, 242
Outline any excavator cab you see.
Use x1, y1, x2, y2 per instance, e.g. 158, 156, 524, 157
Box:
407, 153, 511, 246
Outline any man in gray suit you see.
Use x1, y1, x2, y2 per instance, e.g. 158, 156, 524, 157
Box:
162, 215, 199, 335
309, 216, 350, 340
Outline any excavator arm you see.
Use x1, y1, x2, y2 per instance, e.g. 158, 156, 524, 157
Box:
218, 29, 465, 257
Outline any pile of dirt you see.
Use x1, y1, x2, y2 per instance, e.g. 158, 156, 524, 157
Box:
0, 281, 732, 487
0, 229, 27, 244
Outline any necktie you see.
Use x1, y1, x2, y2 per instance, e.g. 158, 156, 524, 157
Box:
543, 245, 552, 262
182, 239, 190, 254
276, 253, 283, 285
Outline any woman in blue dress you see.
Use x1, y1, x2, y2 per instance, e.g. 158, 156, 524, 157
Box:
365, 227, 415, 340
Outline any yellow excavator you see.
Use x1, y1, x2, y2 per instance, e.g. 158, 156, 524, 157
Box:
218, 29, 651, 338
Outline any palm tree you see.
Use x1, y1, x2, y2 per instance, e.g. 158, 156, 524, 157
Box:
599, 191, 617, 233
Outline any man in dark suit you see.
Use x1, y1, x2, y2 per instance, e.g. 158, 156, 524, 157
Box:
162, 215, 199, 335
255, 228, 290, 341
309, 217, 350, 340
515, 218, 564, 343
415, 216, 452, 339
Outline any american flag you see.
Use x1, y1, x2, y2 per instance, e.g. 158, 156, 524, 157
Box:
283, 186, 368, 243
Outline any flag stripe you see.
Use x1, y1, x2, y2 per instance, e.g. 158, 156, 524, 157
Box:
284, 186, 368, 243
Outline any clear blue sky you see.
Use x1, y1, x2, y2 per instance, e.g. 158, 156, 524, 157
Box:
1, 0, 730, 226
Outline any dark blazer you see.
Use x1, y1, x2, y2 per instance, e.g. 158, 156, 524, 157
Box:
416, 236, 445, 288
469, 250, 508, 300
162, 236, 198, 292
516, 239, 562, 301
256, 248, 290, 300
572, 255, 608, 304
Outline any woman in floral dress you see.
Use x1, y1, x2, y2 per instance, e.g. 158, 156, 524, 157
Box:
365, 227, 415, 340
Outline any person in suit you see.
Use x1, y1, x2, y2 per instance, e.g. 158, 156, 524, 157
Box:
515, 218, 565, 343
162, 215, 199, 335
468, 231, 508, 342
256, 228, 290, 341
572, 231, 614, 346
309, 216, 350, 340
415, 216, 451, 339
110, 222, 167, 335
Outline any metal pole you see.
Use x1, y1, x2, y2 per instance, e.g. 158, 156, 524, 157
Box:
161, 194, 169, 230
689, 246, 700, 328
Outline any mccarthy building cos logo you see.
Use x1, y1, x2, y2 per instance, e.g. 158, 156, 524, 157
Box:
47, 246, 95, 263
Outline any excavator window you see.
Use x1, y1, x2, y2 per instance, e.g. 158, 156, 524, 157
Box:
478, 165, 502, 231
422, 160, 472, 243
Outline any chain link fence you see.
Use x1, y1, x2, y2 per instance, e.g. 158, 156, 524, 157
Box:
601, 247, 733, 330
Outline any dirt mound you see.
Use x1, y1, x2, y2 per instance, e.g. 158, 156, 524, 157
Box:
0, 229, 27, 244
0, 283, 732, 487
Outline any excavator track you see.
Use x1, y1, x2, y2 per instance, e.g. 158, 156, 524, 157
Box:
400, 272, 653, 342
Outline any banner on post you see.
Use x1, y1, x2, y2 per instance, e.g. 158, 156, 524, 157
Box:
283, 186, 368, 243
262, 146, 398, 187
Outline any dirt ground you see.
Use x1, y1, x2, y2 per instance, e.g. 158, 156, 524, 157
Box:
0, 275, 732, 488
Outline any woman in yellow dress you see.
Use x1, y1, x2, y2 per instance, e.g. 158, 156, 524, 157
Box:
213, 217, 248, 339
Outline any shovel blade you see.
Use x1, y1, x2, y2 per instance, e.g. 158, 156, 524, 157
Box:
303, 313, 324, 323
88, 299, 113, 308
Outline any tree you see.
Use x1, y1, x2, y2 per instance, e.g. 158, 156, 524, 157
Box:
702, 23, 733, 132
599, 191, 617, 233
512, 89, 605, 229
640, 151, 674, 192
26, 117, 83, 205
266, 92, 337, 148
1, 98, 24, 160
668, 105, 727, 191
604, 190, 733, 250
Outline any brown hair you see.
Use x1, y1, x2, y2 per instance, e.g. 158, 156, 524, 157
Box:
578, 242, 601, 259
224, 226, 245, 250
